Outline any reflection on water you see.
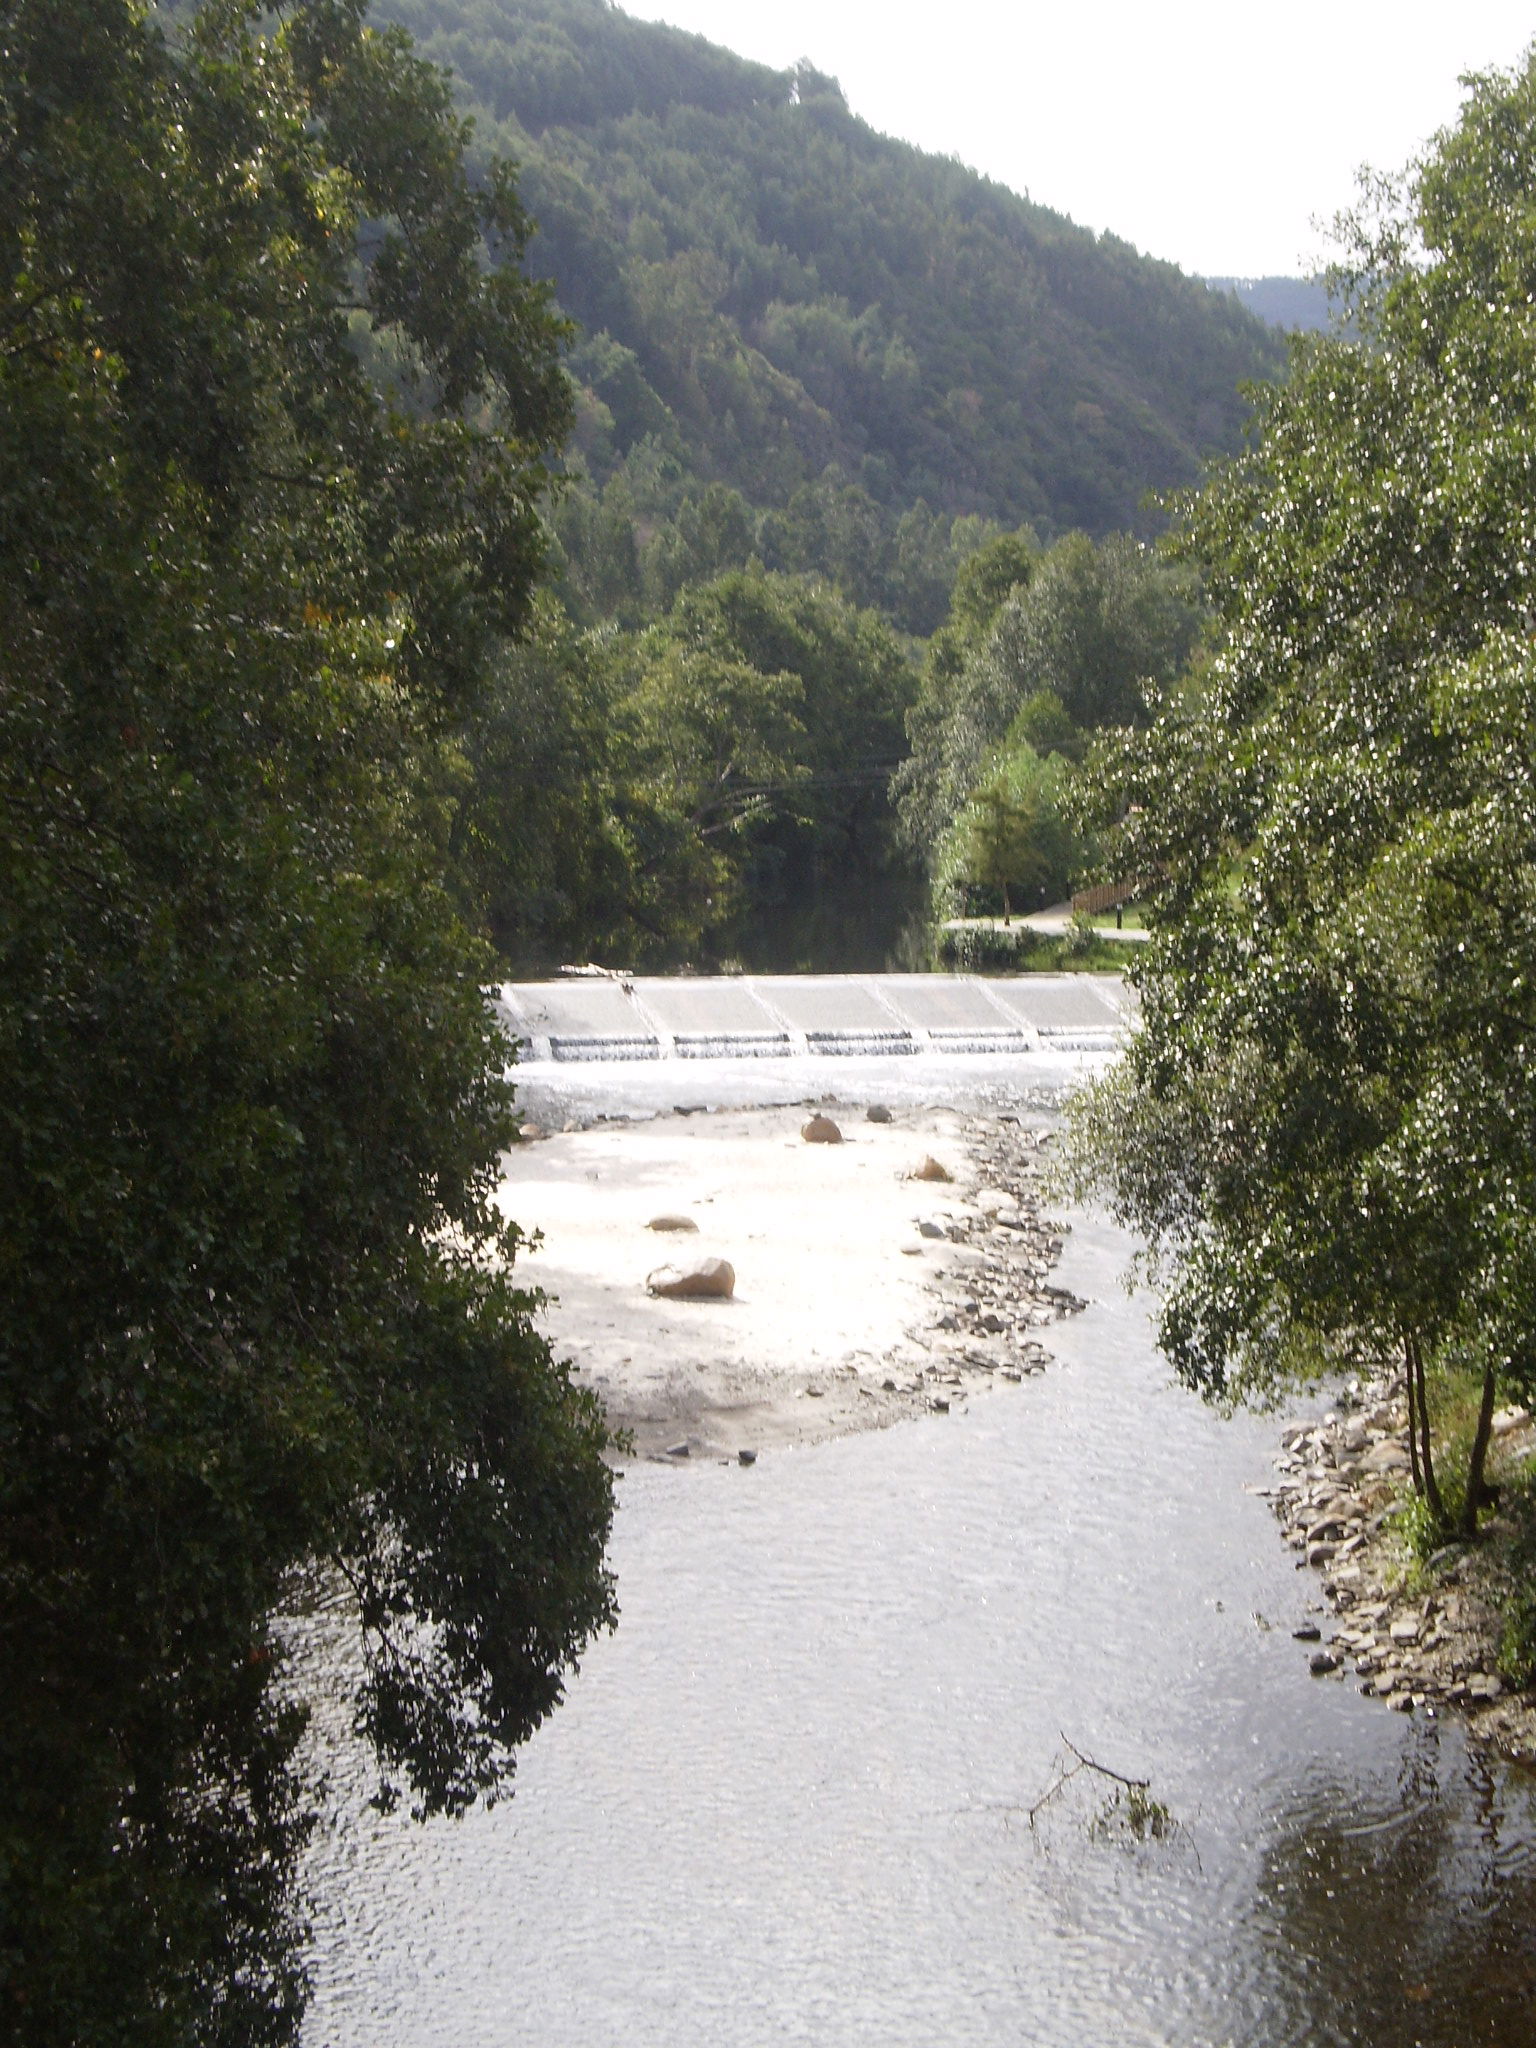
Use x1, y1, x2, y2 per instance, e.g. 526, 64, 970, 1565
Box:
1252, 1742, 1536, 2046
301, 1126, 1536, 2047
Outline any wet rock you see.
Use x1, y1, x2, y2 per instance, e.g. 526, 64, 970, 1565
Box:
910, 1154, 953, 1182
801, 1114, 843, 1144
1310, 1651, 1339, 1675
1293, 1623, 1322, 1642
737, 1448, 757, 1466
646, 1213, 699, 1233
865, 1104, 893, 1124
646, 1256, 736, 1300
931, 1396, 951, 1413
917, 1219, 945, 1239
1307, 1540, 1338, 1567
665, 1442, 690, 1458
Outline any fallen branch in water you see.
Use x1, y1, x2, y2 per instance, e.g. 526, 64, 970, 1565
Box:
1027, 1733, 1191, 1854
1028, 1734, 1149, 1827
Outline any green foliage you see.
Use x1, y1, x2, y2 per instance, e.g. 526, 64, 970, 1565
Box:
1011, 688, 1082, 762
896, 528, 1200, 859
451, 594, 641, 967
934, 742, 1085, 920
1498, 1591, 1536, 1690
455, 569, 922, 973
934, 925, 1130, 974
1063, 53, 1536, 1524
0, 3, 614, 2039
1092, 1783, 1176, 1844
1497, 1475, 1536, 1686
372, 0, 1282, 618
615, 570, 923, 968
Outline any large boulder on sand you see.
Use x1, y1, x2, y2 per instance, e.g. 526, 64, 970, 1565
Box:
801, 1114, 843, 1144
646, 1256, 736, 1300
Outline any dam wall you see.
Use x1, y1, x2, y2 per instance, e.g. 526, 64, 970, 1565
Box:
496, 972, 1134, 1064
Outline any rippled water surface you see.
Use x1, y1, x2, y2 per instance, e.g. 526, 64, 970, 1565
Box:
302, 1061, 1536, 2047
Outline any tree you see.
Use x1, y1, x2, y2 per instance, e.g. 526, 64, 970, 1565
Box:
1063, 50, 1536, 1543
990, 532, 1200, 732
0, 4, 614, 2040
451, 594, 642, 970
895, 528, 1198, 861
672, 570, 922, 967
935, 742, 1083, 922
615, 629, 807, 956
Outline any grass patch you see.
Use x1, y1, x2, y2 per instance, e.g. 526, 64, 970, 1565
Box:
1083, 903, 1149, 931
936, 923, 1133, 974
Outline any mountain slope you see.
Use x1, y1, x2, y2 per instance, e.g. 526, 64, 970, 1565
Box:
379, 0, 1284, 547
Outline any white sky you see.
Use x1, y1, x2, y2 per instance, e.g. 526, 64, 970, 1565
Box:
635, 0, 1535, 277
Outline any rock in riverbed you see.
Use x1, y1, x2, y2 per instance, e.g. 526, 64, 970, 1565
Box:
801, 1114, 843, 1144
909, 1154, 953, 1182
646, 1257, 736, 1300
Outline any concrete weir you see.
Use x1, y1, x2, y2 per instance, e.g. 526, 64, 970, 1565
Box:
496, 972, 1135, 1063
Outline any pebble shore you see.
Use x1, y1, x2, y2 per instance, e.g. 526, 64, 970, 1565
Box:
1261, 1378, 1536, 1762
903, 1114, 1086, 1402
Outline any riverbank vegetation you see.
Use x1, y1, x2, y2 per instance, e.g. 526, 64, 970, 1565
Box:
0, 5, 617, 2037
1064, 50, 1536, 1657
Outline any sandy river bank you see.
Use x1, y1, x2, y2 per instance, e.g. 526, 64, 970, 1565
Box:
496, 1100, 1081, 1461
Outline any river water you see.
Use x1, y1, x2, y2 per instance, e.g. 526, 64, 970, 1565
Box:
301, 1056, 1536, 2046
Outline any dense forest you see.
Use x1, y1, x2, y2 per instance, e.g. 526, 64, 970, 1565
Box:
374, 0, 1284, 634
330, 0, 1281, 970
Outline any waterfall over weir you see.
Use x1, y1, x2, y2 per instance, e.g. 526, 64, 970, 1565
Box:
496, 971, 1135, 1064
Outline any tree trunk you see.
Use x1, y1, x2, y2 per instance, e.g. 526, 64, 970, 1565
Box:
1408, 1329, 1447, 1531
1404, 1331, 1422, 1496
1459, 1358, 1499, 1542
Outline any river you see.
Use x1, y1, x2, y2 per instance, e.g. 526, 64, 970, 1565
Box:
299, 1055, 1536, 2046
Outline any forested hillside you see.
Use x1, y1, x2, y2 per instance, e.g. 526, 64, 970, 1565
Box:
376, 0, 1284, 631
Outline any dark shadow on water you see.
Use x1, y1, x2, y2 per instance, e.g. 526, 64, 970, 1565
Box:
1250, 1734, 1536, 2046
